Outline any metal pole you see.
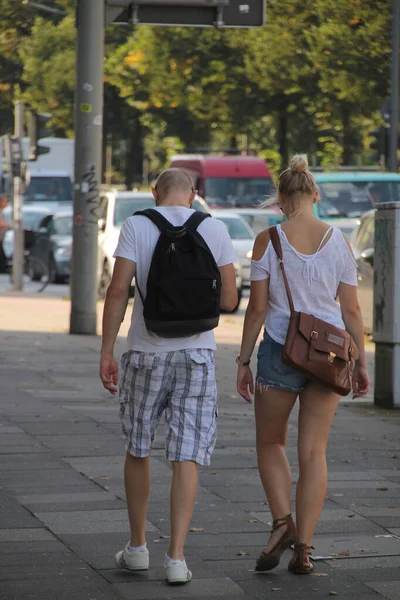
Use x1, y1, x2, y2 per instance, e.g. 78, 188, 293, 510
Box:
70, 0, 105, 335
12, 101, 25, 291
389, 0, 400, 172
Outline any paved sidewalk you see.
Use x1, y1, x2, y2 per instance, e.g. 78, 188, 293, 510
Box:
0, 297, 399, 600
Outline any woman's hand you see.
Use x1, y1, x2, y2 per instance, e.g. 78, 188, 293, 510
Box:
237, 365, 254, 403
352, 363, 370, 399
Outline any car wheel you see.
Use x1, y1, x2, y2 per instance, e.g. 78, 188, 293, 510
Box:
28, 258, 42, 282
98, 260, 112, 299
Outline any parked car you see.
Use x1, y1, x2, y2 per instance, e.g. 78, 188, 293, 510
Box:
28, 210, 73, 283
2, 206, 50, 270
350, 209, 375, 334
313, 171, 400, 237
211, 211, 255, 286
97, 190, 210, 298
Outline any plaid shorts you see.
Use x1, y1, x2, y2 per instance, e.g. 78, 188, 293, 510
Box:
119, 349, 217, 466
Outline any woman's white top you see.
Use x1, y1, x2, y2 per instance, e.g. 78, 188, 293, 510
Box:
250, 224, 358, 345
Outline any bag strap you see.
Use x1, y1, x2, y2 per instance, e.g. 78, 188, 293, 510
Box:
134, 208, 172, 232
269, 226, 295, 315
184, 211, 211, 231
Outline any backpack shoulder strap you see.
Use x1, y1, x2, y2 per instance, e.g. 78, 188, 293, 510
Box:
269, 226, 295, 314
134, 209, 171, 232
184, 211, 211, 232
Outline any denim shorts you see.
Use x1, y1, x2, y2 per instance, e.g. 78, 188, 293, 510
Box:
256, 331, 308, 393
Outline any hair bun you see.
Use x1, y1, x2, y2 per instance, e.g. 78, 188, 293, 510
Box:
290, 154, 308, 173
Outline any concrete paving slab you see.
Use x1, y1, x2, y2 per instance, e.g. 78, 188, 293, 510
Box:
0, 540, 69, 554
0, 551, 86, 567
114, 577, 246, 599
34, 510, 156, 535
0, 455, 70, 471
327, 555, 400, 570
0, 529, 57, 542
364, 581, 400, 600
24, 499, 127, 513
310, 533, 400, 560
0, 578, 124, 600
17, 491, 115, 504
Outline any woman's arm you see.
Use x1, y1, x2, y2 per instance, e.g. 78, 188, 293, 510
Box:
337, 282, 366, 368
237, 230, 270, 401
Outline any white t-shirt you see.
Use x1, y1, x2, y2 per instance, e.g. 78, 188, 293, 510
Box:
251, 225, 358, 345
114, 206, 237, 352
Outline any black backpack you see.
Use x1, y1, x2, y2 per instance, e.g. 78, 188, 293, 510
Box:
134, 209, 221, 338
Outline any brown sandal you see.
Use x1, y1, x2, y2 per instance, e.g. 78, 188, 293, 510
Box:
288, 542, 314, 574
255, 513, 297, 572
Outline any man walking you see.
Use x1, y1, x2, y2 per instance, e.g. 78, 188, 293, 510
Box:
100, 168, 237, 584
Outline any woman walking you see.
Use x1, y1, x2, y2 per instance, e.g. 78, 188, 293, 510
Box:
236, 155, 370, 574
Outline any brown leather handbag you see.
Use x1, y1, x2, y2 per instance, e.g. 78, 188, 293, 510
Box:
269, 226, 358, 396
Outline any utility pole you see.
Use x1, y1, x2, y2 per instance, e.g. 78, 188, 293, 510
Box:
70, 0, 105, 335
389, 0, 400, 172
12, 101, 25, 292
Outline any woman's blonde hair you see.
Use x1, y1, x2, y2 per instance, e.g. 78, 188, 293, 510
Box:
278, 154, 317, 198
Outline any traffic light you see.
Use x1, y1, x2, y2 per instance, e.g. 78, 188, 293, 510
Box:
27, 111, 52, 161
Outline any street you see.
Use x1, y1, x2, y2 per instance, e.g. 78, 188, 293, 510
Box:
0, 286, 399, 600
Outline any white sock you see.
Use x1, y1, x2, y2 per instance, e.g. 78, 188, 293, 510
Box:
165, 553, 186, 566
127, 542, 147, 553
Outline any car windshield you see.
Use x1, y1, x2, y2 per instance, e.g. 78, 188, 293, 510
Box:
24, 177, 73, 202
218, 217, 254, 239
205, 177, 275, 208
113, 196, 207, 226
318, 181, 400, 218
53, 216, 72, 236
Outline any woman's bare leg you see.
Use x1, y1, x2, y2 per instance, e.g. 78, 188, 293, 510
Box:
296, 383, 340, 556
255, 387, 297, 552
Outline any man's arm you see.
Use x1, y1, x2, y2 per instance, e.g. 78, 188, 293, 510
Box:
100, 257, 136, 394
219, 263, 238, 312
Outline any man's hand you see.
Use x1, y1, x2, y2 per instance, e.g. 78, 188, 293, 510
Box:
100, 352, 119, 395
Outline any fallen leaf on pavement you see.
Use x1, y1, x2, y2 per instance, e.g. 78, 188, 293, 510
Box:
329, 592, 338, 596
236, 551, 249, 556
347, 514, 355, 518
358, 548, 371, 553
332, 494, 344, 497
376, 487, 388, 491
248, 519, 258, 523
189, 528, 204, 533
159, 535, 169, 539
375, 565, 383, 568
271, 588, 281, 591
312, 573, 328, 577
339, 550, 350, 556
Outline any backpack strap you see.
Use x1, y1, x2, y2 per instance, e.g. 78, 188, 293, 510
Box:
134, 208, 172, 232
184, 211, 211, 232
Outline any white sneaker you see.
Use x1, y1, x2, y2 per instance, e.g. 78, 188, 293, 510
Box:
115, 543, 149, 571
164, 556, 192, 585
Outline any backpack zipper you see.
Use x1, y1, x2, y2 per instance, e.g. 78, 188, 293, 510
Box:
212, 279, 217, 289
168, 242, 176, 253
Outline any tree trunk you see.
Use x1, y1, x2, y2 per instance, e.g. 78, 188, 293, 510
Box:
342, 107, 352, 165
125, 118, 144, 189
278, 110, 288, 167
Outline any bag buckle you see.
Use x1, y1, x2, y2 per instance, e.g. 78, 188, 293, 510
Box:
328, 352, 336, 363
310, 330, 318, 339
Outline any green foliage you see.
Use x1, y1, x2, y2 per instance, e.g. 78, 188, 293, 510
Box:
0, 0, 395, 181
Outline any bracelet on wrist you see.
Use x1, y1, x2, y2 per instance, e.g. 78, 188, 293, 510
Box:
236, 356, 251, 366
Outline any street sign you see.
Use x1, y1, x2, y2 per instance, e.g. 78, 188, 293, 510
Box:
106, 0, 265, 28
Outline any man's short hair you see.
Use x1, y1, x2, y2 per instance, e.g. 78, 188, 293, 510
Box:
154, 168, 194, 198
